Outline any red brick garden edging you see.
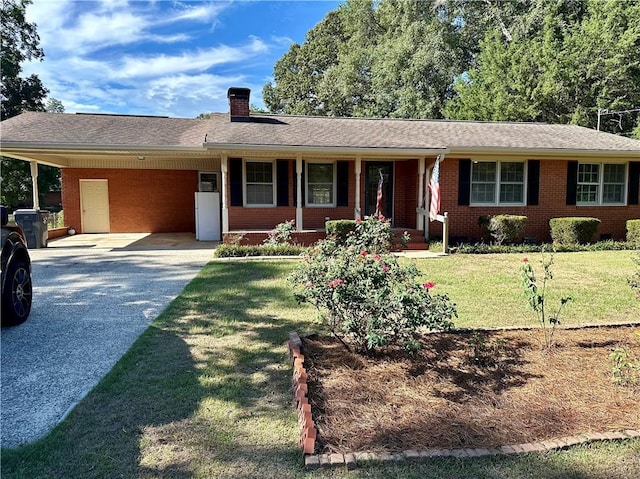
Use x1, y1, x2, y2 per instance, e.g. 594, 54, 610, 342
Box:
288, 331, 316, 455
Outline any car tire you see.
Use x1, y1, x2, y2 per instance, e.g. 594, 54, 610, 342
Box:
1, 257, 32, 326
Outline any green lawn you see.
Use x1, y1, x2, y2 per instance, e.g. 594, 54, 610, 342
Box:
2, 253, 639, 478
415, 250, 639, 328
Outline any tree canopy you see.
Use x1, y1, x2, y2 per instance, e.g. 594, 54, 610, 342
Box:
263, 0, 640, 138
1, 0, 48, 120
1, 0, 60, 211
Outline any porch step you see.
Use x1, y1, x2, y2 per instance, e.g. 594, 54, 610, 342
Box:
393, 229, 429, 251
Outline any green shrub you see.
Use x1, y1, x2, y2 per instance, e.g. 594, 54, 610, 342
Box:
289, 216, 456, 354
610, 340, 640, 386
478, 215, 492, 240
214, 244, 306, 258
449, 240, 638, 255
549, 217, 601, 245
325, 219, 357, 244
627, 219, 640, 245
488, 214, 527, 245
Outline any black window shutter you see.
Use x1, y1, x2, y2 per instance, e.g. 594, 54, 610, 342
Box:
566, 161, 578, 206
336, 161, 349, 206
629, 162, 640, 205
458, 159, 471, 206
229, 158, 243, 206
276, 160, 289, 206
527, 160, 540, 206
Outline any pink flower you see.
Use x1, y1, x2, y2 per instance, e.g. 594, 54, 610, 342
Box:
328, 278, 345, 288
374, 254, 381, 262
382, 265, 390, 273
522, 258, 529, 263
378, 215, 385, 221
360, 251, 368, 257
423, 281, 435, 290
636, 291, 640, 300
356, 218, 362, 223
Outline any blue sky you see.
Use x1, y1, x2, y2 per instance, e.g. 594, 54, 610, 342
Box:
23, 0, 341, 117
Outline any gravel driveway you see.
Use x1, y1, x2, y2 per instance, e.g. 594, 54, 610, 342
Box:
1, 236, 216, 448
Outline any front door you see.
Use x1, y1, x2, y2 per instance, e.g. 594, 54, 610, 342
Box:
80, 180, 110, 233
365, 162, 393, 221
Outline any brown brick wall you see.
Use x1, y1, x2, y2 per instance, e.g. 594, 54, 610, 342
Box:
62, 169, 198, 233
393, 160, 419, 229
228, 159, 360, 230
63, 157, 637, 240
428, 158, 640, 242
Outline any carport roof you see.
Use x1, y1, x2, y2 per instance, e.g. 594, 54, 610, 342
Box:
2, 110, 640, 158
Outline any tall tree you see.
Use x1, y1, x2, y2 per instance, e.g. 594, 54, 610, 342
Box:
1, 0, 48, 119
1, 0, 58, 211
263, 8, 347, 115
262, 0, 543, 119
45, 97, 64, 113
444, 0, 640, 136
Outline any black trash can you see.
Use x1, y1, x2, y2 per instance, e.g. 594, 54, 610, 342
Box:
14, 209, 49, 248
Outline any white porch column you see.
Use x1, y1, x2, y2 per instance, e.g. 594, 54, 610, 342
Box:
354, 156, 362, 219
417, 157, 425, 230
30, 161, 40, 210
220, 154, 229, 234
296, 155, 303, 231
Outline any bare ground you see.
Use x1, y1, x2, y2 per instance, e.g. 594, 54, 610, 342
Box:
302, 325, 640, 454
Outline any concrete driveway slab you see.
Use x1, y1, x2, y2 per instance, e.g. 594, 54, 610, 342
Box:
1, 235, 216, 448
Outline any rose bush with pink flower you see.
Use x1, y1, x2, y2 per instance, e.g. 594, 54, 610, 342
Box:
290, 215, 456, 354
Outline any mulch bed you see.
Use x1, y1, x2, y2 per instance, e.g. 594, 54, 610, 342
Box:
302, 325, 640, 454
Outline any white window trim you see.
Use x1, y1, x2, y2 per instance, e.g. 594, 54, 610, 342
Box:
577, 162, 627, 206
305, 160, 337, 207
243, 160, 276, 207
470, 160, 527, 206
198, 171, 219, 192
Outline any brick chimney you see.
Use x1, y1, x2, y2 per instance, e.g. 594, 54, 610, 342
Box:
227, 87, 251, 121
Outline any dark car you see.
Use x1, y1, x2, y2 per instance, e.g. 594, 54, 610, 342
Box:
1, 205, 32, 326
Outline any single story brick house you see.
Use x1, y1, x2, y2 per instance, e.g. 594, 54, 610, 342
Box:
1, 87, 639, 244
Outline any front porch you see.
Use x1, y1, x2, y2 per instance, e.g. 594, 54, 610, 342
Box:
223, 228, 428, 249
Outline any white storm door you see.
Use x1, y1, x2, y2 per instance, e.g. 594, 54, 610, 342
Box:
80, 180, 110, 233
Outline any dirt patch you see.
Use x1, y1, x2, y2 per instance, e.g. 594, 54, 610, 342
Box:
303, 325, 640, 454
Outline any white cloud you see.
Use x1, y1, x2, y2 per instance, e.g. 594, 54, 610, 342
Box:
148, 33, 192, 44
21, 0, 281, 116
115, 38, 268, 79
146, 73, 243, 116
28, 0, 228, 55
271, 35, 294, 46
170, 1, 228, 24
70, 11, 150, 51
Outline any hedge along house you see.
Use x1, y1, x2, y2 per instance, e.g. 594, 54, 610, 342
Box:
1, 87, 640, 245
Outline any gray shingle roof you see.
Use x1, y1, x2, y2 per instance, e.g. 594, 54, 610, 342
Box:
2, 111, 640, 154
0, 112, 210, 147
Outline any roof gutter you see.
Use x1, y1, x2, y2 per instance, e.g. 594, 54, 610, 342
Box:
447, 146, 640, 159
0, 142, 208, 153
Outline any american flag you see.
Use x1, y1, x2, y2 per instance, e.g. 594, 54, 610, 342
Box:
429, 155, 441, 222
374, 170, 384, 217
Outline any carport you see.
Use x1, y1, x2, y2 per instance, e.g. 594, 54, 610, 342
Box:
1, 113, 220, 238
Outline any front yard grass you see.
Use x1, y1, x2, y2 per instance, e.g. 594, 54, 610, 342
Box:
2, 251, 639, 478
420, 250, 639, 328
